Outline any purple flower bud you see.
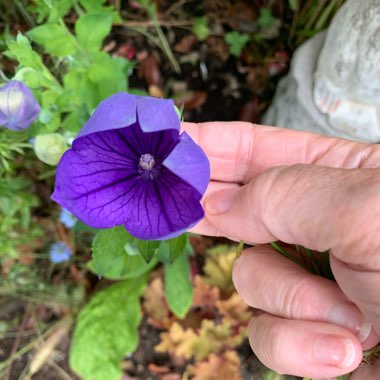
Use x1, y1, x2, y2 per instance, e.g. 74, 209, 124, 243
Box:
0, 80, 41, 131
52, 93, 210, 240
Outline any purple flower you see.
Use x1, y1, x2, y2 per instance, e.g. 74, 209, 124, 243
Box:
51, 93, 210, 240
49, 242, 72, 263
0, 81, 41, 131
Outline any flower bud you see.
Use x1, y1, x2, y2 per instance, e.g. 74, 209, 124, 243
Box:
0, 80, 41, 131
34, 133, 68, 166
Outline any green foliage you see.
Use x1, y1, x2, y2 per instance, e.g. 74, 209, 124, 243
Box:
164, 251, 193, 318
192, 16, 210, 41
225, 31, 250, 57
0, 175, 41, 257
156, 234, 188, 263
90, 226, 158, 279
257, 8, 276, 28
70, 277, 147, 380
75, 13, 113, 52
27, 23, 77, 57
29, 0, 74, 23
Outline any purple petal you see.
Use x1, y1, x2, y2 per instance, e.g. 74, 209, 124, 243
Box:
0, 81, 40, 131
52, 129, 140, 228
162, 132, 210, 196
124, 168, 204, 240
136, 96, 180, 134
77, 93, 137, 139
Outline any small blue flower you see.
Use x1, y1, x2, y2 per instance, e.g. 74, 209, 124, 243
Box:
59, 207, 77, 228
49, 242, 72, 263
0, 81, 41, 131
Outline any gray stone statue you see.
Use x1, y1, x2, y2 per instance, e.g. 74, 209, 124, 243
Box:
263, 0, 380, 143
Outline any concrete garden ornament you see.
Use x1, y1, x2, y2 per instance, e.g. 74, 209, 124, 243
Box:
264, 0, 380, 143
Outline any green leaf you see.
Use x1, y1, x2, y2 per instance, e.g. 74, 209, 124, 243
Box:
257, 8, 276, 29
91, 226, 157, 279
225, 31, 250, 57
5, 33, 44, 70
75, 13, 113, 52
192, 16, 210, 41
156, 234, 188, 263
27, 23, 76, 57
164, 251, 193, 318
70, 278, 146, 380
135, 239, 160, 263
92, 226, 131, 276
288, 0, 298, 12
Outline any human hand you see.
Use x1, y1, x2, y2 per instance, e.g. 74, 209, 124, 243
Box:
183, 121, 380, 379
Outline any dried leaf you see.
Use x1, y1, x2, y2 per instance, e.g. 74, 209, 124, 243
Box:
216, 293, 252, 326
193, 276, 220, 310
143, 277, 174, 329
174, 35, 197, 53
156, 319, 244, 361
187, 351, 242, 380
138, 54, 163, 87
28, 317, 72, 377
203, 249, 236, 293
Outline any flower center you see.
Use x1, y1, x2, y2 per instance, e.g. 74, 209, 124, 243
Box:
139, 153, 155, 171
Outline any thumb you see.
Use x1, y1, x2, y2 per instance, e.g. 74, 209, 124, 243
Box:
204, 164, 380, 262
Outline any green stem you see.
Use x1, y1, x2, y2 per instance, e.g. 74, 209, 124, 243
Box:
270, 242, 308, 270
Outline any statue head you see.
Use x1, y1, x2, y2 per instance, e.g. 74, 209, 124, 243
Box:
313, 0, 380, 142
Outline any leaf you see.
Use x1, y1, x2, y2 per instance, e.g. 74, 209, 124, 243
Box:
135, 239, 160, 262
216, 293, 251, 326
28, 0, 74, 22
187, 351, 242, 380
257, 8, 276, 29
143, 277, 174, 329
203, 246, 236, 293
70, 278, 146, 380
164, 251, 193, 318
192, 16, 210, 41
27, 23, 76, 57
156, 319, 236, 360
156, 234, 188, 263
5, 34, 44, 71
224, 31, 250, 57
75, 13, 113, 52
91, 226, 157, 279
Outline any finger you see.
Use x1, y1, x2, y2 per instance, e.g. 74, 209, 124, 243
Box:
331, 255, 380, 337
204, 164, 380, 268
190, 180, 240, 237
181, 122, 380, 184
233, 247, 372, 343
249, 313, 363, 378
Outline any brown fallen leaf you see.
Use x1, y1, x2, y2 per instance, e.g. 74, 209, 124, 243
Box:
27, 317, 72, 378
138, 54, 163, 88
187, 350, 242, 380
174, 34, 197, 53
174, 91, 207, 111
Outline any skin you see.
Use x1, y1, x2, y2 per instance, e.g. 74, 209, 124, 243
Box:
181, 121, 380, 379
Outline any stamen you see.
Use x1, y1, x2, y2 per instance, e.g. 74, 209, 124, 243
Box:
139, 153, 155, 171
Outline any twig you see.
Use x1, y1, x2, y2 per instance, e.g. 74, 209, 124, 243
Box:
0, 316, 73, 374
164, 0, 192, 17
3, 311, 29, 380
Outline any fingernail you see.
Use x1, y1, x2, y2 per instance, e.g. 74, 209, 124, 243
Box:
206, 188, 237, 214
313, 335, 355, 368
327, 303, 372, 343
